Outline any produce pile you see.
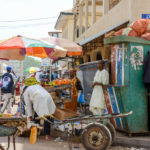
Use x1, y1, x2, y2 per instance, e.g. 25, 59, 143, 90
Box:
24, 77, 40, 86
43, 78, 71, 87
115, 19, 150, 40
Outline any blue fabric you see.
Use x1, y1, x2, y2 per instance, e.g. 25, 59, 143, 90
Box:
53, 73, 58, 80
78, 93, 85, 104
17, 102, 26, 115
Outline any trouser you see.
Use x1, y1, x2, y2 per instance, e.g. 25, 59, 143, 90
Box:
34, 113, 51, 136
1, 93, 12, 113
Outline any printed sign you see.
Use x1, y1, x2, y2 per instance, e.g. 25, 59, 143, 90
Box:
142, 14, 150, 19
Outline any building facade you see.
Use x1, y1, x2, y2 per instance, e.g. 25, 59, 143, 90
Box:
55, 11, 74, 41
73, 0, 150, 63
48, 30, 62, 38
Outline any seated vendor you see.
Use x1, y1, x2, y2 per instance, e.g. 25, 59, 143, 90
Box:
21, 78, 56, 140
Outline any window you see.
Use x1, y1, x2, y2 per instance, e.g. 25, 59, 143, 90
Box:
87, 55, 91, 62
96, 52, 102, 60
52, 33, 58, 37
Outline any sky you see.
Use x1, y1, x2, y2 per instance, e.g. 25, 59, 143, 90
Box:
0, 0, 73, 40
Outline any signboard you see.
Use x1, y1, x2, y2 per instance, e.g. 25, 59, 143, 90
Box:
42, 63, 50, 66
142, 14, 150, 19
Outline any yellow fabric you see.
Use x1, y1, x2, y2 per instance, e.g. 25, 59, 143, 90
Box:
30, 126, 37, 145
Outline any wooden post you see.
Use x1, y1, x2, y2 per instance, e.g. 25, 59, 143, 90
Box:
92, 0, 96, 24
79, 4, 83, 36
85, 0, 88, 32
73, 13, 77, 41
103, 0, 109, 15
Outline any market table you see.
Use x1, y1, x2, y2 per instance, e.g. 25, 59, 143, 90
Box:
44, 84, 72, 104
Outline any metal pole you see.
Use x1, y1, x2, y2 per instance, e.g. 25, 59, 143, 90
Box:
50, 59, 52, 81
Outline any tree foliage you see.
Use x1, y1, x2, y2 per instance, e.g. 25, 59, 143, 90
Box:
23, 56, 41, 75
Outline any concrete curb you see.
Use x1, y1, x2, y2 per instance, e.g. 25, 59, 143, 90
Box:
114, 134, 150, 149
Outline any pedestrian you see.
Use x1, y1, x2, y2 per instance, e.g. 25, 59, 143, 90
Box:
0, 66, 17, 113
22, 83, 56, 140
89, 61, 109, 115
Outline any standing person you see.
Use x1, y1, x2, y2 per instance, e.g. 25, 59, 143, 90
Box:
64, 69, 82, 112
22, 84, 56, 140
0, 66, 17, 113
89, 61, 109, 115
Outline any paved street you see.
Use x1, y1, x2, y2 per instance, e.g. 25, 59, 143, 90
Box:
0, 136, 147, 150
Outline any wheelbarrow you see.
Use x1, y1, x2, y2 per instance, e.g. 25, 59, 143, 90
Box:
41, 110, 133, 150
0, 117, 27, 150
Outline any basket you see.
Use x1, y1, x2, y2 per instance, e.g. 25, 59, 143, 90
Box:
53, 108, 79, 120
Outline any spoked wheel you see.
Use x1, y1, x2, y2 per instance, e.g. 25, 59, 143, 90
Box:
106, 122, 116, 144
82, 123, 112, 150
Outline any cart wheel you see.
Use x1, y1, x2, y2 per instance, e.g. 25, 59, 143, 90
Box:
106, 122, 116, 144
82, 123, 112, 150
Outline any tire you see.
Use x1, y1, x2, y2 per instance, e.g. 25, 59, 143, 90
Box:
82, 123, 112, 150
106, 122, 116, 144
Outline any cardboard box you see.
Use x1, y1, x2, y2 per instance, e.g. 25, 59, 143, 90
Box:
53, 108, 79, 120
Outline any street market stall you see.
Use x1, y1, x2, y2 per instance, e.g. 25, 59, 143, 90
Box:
0, 34, 133, 150
0, 35, 68, 149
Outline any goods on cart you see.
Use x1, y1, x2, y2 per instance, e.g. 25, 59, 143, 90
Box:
53, 108, 79, 120
0, 114, 13, 118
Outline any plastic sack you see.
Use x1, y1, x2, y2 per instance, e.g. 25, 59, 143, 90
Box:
115, 29, 123, 36
122, 27, 138, 37
132, 19, 149, 36
141, 32, 150, 40
128, 29, 138, 37
145, 22, 150, 33
122, 27, 132, 35
78, 92, 85, 104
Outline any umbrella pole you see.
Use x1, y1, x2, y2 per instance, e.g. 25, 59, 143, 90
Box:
50, 59, 52, 82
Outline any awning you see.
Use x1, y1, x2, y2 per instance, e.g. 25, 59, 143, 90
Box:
79, 20, 129, 46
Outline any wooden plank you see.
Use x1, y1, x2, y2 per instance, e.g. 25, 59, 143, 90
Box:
44, 84, 72, 93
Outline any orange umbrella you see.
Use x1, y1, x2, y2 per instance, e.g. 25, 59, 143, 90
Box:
0, 35, 67, 60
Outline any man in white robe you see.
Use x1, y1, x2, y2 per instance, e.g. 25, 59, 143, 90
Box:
90, 61, 109, 115
22, 84, 56, 140
22, 84, 56, 118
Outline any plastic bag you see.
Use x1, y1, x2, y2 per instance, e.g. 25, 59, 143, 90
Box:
132, 19, 149, 36
78, 92, 85, 104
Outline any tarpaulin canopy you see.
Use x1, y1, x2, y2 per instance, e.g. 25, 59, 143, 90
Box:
41, 37, 82, 56
0, 35, 67, 60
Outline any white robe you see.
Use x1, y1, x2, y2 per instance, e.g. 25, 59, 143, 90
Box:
89, 69, 109, 115
23, 85, 56, 117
